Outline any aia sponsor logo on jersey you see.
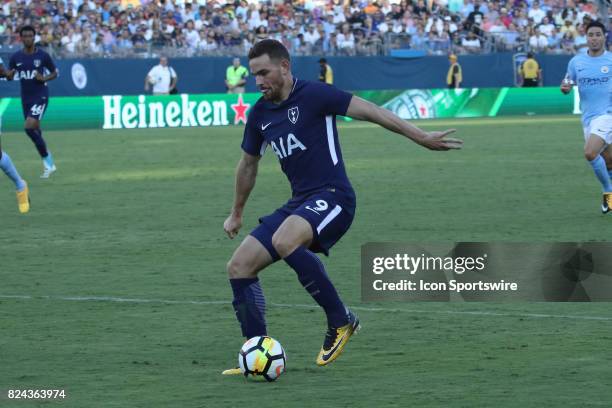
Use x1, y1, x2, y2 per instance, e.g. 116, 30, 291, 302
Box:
270, 133, 306, 159
15, 70, 39, 80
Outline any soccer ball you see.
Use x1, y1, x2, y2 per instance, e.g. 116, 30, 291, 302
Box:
238, 336, 286, 382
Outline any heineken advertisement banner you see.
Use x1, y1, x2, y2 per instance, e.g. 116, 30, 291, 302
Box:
0, 87, 580, 132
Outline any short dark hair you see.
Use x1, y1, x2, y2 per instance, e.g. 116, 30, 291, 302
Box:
319, 58, 327, 63
586, 20, 606, 34
19, 25, 35, 36
248, 39, 290, 62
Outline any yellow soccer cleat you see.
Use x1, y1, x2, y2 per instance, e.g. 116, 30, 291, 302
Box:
16, 182, 30, 214
316, 309, 360, 366
603, 193, 612, 214
221, 367, 242, 376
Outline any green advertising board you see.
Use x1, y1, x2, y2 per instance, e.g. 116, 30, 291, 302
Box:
0, 87, 580, 132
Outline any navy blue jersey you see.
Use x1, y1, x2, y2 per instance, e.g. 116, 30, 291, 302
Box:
242, 79, 354, 201
9, 48, 56, 102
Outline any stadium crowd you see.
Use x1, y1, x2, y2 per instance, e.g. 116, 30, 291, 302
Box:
0, 0, 610, 57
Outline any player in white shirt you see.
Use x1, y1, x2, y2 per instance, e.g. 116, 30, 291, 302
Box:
144, 57, 177, 95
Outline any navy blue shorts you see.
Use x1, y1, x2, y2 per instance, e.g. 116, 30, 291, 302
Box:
250, 189, 356, 260
22, 97, 48, 120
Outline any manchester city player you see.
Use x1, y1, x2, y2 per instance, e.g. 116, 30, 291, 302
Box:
6, 26, 58, 179
0, 57, 30, 213
561, 21, 612, 213
222, 40, 462, 374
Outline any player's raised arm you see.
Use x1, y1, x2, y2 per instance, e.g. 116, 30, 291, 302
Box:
345, 95, 463, 151
223, 152, 261, 239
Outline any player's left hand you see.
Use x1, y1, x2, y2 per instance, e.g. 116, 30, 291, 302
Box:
223, 213, 242, 239
419, 129, 463, 151
35, 72, 45, 82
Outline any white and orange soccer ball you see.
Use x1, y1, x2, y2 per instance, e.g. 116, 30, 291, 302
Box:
238, 336, 286, 382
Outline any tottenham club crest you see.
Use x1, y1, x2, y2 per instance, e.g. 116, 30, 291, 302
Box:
34, 59, 41, 68
288, 106, 299, 124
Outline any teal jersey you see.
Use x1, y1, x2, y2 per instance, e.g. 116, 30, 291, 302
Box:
566, 51, 612, 127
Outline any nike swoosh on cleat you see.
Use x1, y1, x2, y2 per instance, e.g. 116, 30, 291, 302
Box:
321, 331, 349, 361
261, 122, 272, 130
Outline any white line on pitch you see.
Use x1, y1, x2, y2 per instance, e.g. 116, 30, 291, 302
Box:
1, 294, 611, 322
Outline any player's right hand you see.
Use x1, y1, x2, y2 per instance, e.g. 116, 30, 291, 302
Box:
223, 213, 242, 239
560, 82, 573, 94
420, 129, 463, 151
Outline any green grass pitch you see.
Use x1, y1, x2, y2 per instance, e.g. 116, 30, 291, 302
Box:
1, 115, 611, 407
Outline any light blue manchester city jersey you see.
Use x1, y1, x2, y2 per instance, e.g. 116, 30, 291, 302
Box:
566, 51, 612, 127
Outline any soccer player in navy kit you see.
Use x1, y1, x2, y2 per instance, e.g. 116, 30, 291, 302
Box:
222, 40, 462, 373
6, 26, 58, 178
0, 57, 30, 213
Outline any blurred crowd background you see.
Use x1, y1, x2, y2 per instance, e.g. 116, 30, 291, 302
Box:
0, 0, 610, 58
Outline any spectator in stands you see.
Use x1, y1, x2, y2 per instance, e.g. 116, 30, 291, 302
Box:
547, 27, 562, 52
116, 29, 133, 51
560, 31, 576, 53
0, 0, 605, 58
489, 17, 506, 34
574, 24, 588, 52
304, 25, 320, 47
446, 54, 462, 88
461, 30, 482, 53
325, 32, 339, 55
528, 1, 546, 24
337, 24, 356, 56
199, 30, 218, 53
500, 7, 513, 28
538, 16, 556, 37
528, 26, 548, 52
503, 23, 521, 50
519, 52, 541, 87
184, 20, 199, 49
466, 4, 485, 29
318, 58, 333, 84
411, 24, 427, 50
225, 57, 248, 94
144, 56, 177, 95
255, 25, 268, 42
560, 19, 578, 38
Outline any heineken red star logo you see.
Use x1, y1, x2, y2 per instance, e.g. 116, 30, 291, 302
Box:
231, 94, 250, 125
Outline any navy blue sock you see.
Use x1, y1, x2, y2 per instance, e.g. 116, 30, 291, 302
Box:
230, 278, 267, 339
284, 246, 348, 328
25, 128, 48, 158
